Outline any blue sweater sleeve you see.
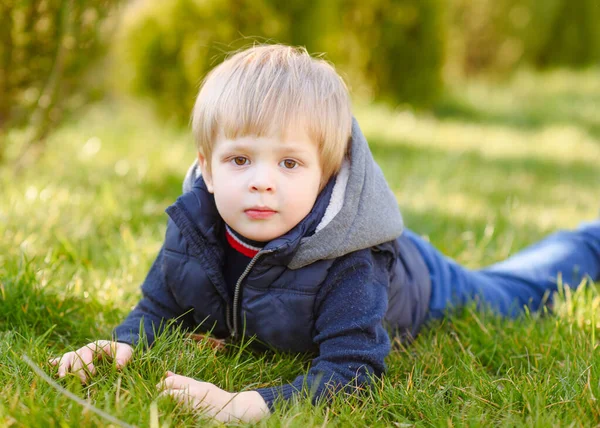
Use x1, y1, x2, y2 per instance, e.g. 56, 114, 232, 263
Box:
255, 257, 391, 409
112, 246, 193, 347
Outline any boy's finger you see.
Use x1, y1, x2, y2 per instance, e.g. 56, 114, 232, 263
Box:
78, 364, 95, 383
70, 349, 96, 383
57, 354, 74, 378
85, 340, 111, 359
73, 361, 96, 383
114, 345, 133, 369
158, 389, 180, 401
157, 374, 191, 391
159, 389, 195, 408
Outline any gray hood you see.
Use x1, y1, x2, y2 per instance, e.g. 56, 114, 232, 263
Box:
182, 118, 404, 269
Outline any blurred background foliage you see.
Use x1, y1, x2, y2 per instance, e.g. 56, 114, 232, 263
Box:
0, 0, 120, 165
1, 0, 599, 165
446, 0, 600, 77
113, 0, 445, 121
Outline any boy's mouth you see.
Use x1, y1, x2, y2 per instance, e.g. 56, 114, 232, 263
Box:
245, 207, 277, 219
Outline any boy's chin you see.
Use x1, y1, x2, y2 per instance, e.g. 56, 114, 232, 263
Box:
241, 225, 291, 243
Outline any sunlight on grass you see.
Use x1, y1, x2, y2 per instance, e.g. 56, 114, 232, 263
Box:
358, 111, 600, 166
396, 182, 595, 232
553, 279, 600, 333
356, 69, 600, 168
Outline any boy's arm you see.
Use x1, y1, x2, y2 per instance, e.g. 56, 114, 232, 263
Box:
255, 255, 391, 409
113, 245, 193, 347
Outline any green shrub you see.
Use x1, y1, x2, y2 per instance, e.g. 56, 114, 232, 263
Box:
535, 0, 600, 68
319, 0, 445, 107
446, 0, 600, 75
0, 0, 120, 163
114, 0, 446, 124
114, 0, 284, 124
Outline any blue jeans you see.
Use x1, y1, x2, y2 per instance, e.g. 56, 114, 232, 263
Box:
404, 221, 600, 319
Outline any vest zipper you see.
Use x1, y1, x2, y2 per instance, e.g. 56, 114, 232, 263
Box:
225, 303, 233, 334
230, 249, 274, 339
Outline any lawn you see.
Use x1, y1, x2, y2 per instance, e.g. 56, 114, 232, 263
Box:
1, 69, 599, 427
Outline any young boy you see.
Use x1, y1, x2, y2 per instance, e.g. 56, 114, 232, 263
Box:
51, 44, 600, 423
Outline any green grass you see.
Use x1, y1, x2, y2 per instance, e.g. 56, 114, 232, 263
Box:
1, 69, 599, 427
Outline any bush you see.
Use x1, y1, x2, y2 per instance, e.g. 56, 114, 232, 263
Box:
0, 0, 120, 164
114, 0, 284, 124
319, 0, 445, 107
535, 0, 600, 68
114, 0, 446, 124
446, 0, 600, 76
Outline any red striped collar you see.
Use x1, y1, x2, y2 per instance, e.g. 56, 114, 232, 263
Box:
225, 225, 263, 258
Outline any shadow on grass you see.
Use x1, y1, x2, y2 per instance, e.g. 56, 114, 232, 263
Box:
369, 137, 599, 194
400, 203, 546, 238
433, 93, 600, 140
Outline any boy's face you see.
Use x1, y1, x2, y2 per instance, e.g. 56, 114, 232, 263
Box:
198, 128, 323, 242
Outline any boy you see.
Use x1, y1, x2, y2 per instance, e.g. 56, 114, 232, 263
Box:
51, 44, 600, 423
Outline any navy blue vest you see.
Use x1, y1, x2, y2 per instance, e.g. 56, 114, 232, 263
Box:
158, 176, 430, 353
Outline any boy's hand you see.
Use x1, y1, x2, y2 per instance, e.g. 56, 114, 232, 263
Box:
157, 371, 269, 423
49, 340, 134, 383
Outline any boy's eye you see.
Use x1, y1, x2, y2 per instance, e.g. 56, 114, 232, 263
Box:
232, 157, 248, 166
281, 159, 298, 169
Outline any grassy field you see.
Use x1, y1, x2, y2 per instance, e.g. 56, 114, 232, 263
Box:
1, 69, 599, 427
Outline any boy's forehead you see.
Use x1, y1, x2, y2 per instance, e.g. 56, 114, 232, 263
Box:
216, 124, 317, 147
216, 134, 317, 152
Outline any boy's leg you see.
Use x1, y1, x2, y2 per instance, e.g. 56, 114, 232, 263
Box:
403, 221, 600, 319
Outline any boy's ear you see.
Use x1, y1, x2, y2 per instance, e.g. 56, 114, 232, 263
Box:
197, 152, 214, 193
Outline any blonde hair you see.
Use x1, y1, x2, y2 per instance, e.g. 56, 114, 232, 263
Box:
191, 44, 352, 184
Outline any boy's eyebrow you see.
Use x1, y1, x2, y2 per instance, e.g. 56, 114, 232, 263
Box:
222, 141, 313, 155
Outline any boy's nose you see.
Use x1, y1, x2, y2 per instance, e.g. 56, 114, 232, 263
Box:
250, 181, 274, 192
248, 168, 275, 193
